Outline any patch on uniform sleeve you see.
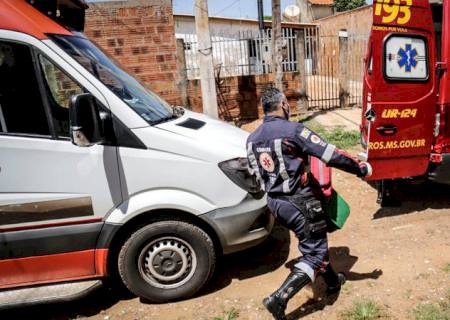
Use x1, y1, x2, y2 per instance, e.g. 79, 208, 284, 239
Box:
310, 135, 321, 144
299, 128, 311, 139
259, 152, 275, 172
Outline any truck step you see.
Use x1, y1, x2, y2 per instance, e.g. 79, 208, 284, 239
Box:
0, 279, 102, 310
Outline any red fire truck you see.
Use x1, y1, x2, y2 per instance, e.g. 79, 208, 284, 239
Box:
361, 0, 450, 186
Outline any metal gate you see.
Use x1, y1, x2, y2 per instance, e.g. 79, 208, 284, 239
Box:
304, 29, 368, 110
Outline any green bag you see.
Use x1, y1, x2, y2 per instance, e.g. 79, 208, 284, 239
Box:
323, 190, 350, 230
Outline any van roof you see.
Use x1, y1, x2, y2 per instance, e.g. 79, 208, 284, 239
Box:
0, 0, 73, 40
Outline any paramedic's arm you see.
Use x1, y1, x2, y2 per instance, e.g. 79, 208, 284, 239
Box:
291, 125, 368, 177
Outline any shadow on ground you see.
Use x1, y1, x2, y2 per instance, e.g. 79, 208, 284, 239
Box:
0, 224, 290, 320
284, 246, 382, 320
371, 180, 450, 219
199, 222, 291, 296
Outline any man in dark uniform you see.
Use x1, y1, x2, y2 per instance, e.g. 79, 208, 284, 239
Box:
247, 87, 371, 320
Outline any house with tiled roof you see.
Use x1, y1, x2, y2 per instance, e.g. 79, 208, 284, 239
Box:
296, 0, 335, 22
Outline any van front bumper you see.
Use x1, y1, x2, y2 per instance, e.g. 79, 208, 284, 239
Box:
200, 195, 274, 254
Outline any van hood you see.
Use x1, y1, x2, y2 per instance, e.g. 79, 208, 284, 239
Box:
155, 110, 249, 157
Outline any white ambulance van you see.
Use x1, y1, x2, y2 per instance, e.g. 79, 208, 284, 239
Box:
0, 0, 272, 308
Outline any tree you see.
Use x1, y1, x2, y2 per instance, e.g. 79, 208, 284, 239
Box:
334, 0, 366, 12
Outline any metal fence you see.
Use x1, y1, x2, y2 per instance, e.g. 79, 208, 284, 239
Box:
180, 28, 298, 79
179, 27, 368, 110
306, 33, 368, 109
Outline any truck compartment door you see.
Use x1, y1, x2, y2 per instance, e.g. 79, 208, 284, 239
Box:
363, 0, 437, 180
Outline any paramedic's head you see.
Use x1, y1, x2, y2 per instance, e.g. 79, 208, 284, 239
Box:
261, 87, 290, 119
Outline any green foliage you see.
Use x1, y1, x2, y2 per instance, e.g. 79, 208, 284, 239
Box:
263, 15, 272, 21
411, 293, 450, 320
302, 120, 360, 149
339, 298, 386, 320
334, 0, 367, 12
443, 263, 450, 273
212, 308, 239, 320
411, 303, 450, 320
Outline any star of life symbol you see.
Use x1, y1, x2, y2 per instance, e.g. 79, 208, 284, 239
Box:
259, 152, 275, 172
398, 44, 418, 73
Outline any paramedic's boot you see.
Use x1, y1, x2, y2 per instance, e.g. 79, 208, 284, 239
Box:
321, 264, 346, 295
262, 268, 311, 320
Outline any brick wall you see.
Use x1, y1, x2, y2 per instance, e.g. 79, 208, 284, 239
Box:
83, 0, 302, 121
187, 72, 302, 121
84, 0, 181, 106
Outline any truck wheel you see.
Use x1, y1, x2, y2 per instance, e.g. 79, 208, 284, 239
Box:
118, 220, 216, 302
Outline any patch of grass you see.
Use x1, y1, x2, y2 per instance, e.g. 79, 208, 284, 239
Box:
339, 298, 386, 320
410, 301, 450, 320
443, 263, 450, 273
410, 291, 450, 320
212, 308, 239, 320
302, 120, 360, 149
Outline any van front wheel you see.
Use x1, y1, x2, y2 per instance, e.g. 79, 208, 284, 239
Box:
118, 220, 216, 302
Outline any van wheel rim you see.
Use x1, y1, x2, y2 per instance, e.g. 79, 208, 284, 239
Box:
138, 237, 197, 289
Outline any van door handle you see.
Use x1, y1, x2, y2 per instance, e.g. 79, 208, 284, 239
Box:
376, 125, 397, 136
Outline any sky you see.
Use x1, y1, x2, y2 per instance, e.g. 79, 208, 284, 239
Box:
174, 0, 296, 19
173, 0, 373, 19
87, 1, 373, 20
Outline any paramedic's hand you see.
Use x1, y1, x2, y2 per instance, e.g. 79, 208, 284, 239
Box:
357, 162, 372, 178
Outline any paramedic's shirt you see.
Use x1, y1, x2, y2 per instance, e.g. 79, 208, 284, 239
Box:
246, 115, 361, 195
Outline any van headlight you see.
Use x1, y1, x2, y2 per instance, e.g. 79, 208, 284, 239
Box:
218, 158, 261, 194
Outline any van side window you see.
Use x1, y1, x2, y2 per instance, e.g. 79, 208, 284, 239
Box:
0, 41, 50, 136
39, 55, 83, 138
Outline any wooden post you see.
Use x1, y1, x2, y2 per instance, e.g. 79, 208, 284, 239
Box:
176, 39, 190, 108
272, 0, 283, 91
194, 0, 219, 118
296, 29, 308, 113
338, 30, 350, 108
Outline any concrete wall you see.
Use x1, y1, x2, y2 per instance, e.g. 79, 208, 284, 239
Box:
315, 5, 372, 73
84, 0, 182, 106
316, 5, 372, 37
312, 5, 334, 20
174, 15, 260, 38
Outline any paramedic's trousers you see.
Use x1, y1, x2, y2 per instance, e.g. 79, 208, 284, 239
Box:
267, 196, 328, 282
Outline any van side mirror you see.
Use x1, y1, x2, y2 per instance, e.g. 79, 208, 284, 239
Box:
69, 93, 104, 147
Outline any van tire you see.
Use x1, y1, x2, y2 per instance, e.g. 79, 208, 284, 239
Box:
118, 220, 216, 302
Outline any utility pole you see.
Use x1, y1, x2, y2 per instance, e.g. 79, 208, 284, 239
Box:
272, 0, 283, 90
194, 0, 219, 118
257, 0, 264, 31
297, 0, 313, 23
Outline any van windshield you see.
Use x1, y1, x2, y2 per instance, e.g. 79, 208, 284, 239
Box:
49, 34, 174, 125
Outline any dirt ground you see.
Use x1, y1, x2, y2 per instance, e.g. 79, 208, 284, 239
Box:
3, 112, 450, 320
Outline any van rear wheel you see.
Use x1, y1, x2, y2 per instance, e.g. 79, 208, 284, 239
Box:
118, 220, 216, 302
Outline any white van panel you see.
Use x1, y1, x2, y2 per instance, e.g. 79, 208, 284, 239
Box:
105, 188, 216, 224
0, 136, 122, 226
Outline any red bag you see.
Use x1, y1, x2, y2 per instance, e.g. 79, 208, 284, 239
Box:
310, 156, 333, 198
